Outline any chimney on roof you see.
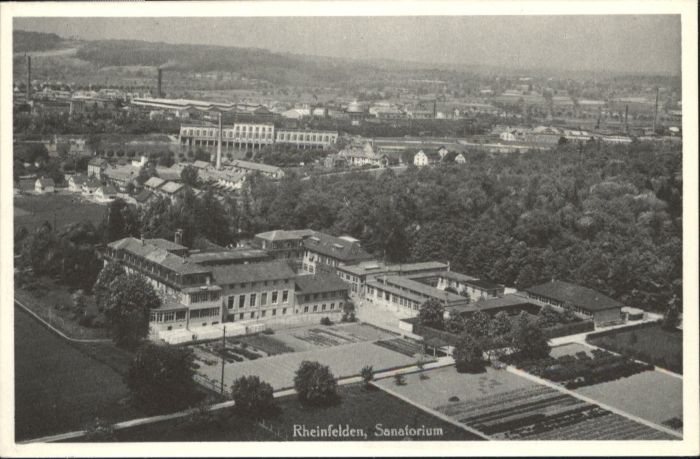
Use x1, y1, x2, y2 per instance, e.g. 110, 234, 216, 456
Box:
26, 55, 32, 103
174, 228, 183, 246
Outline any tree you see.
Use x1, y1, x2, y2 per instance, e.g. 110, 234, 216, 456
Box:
293, 360, 338, 406
104, 274, 160, 348
360, 365, 374, 389
511, 313, 551, 360
418, 299, 444, 329
453, 334, 487, 373
94, 261, 125, 310
662, 304, 680, 331
464, 310, 491, 338
536, 305, 561, 328
180, 165, 199, 187
100, 198, 139, 243
231, 375, 276, 419
125, 343, 198, 411
444, 313, 466, 334
489, 311, 513, 340
341, 300, 356, 322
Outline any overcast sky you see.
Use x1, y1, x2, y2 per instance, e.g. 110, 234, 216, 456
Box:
15, 16, 681, 75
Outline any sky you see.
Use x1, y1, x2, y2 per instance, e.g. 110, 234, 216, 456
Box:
14, 15, 681, 75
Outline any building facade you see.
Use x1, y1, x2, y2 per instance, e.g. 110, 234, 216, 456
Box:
275, 129, 338, 150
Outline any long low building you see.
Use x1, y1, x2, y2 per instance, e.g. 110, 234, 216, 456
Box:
365, 275, 469, 318
275, 129, 338, 150
524, 280, 624, 325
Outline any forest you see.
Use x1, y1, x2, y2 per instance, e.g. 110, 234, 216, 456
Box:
237, 140, 682, 312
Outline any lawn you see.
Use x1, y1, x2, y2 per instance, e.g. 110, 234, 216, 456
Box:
576, 371, 683, 429
192, 340, 417, 392
587, 323, 683, 374
100, 383, 481, 442
14, 307, 143, 441
14, 192, 107, 231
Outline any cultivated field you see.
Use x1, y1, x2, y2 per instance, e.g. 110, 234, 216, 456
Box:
374, 366, 675, 440
271, 322, 397, 352
105, 383, 481, 442
576, 371, 683, 429
14, 192, 107, 231
14, 307, 141, 441
587, 324, 683, 374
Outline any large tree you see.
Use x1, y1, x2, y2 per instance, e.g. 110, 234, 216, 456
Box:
231, 375, 276, 419
418, 299, 445, 329
180, 165, 199, 187
104, 274, 160, 348
93, 261, 125, 310
511, 313, 551, 360
125, 343, 198, 412
293, 360, 338, 406
453, 334, 487, 373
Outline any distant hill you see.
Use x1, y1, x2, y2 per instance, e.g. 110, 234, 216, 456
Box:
13, 30, 64, 53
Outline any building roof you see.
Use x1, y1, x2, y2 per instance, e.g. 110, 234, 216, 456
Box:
447, 293, 534, 316
98, 184, 118, 195
230, 160, 283, 175
69, 174, 87, 185
192, 160, 210, 169
187, 248, 270, 264
88, 157, 108, 167
160, 181, 185, 194
211, 259, 296, 285
155, 167, 181, 182
134, 189, 154, 203
144, 238, 188, 253
255, 229, 315, 242
525, 280, 623, 312
303, 232, 373, 263
84, 177, 101, 188
36, 177, 55, 187
295, 273, 349, 295
103, 164, 139, 183
382, 276, 465, 303
337, 261, 448, 277
108, 237, 210, 275
144, 176, 165, 189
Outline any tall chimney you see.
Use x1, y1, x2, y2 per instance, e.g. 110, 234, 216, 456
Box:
174, 229, 183, 246
157, 68, 163, 98
433, 99, 437, 119
26, 55, 31, 102
216, 112, 223, 170
653, 86, 659, 134
624, 104, 629, 133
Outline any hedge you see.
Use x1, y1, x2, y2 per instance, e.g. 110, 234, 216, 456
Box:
585, 319, 663, 340
543, 320, 595, 339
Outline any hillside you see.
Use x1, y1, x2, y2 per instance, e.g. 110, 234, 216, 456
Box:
13, 30, 64, 53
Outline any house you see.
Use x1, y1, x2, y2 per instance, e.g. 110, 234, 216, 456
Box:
68, 174, 87, 192
338, 143, 386, 167
134, 189, 155, 207
144, 176, 166, 192
95, 184, 118, 200
34, 177, 55, 194
253, 229, 316, 261
413, 150, 440, 167
103, 164, 140, 192
87, 157, 109, 179
438, 146, 449, 159
525, 280, 624, 326
294, 273, 349, 317
454, 153, 466, 164
302, 232, 374, 274
82, 177, 101, 195
160, 181, 187, 200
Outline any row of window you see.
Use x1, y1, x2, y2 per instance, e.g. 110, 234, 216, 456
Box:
301, 291, 343, 302
302, 302, 338, 313
189, 290, 221, 304
149, 310, 187, 323
189, 307, 220, 319
226, 290, 290, 310
277, 133, 336, 143
183, 126, 273, 137
367, 286, 421, 311
231, 307, 287, 321
227, 279, 290, 290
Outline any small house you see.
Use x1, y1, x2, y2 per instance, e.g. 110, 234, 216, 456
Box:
34, 177, 55, 194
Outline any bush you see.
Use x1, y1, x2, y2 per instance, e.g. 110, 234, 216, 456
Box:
448, 396, 460, 402
294, 360, 338, 406
393, 374, 406, 386
320, 317, 332, 326
262, 328, 274, 335
231, 375, 276, 419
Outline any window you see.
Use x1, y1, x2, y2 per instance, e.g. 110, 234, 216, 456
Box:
282, 290, 289, 303
313, 305, 318, 312
304, 306, 309, 313
261, 293, 267, 306
240, 313, 244, 320
239, 295, 246, 308
322, 304, 326, 311
176, 311, 186, 321
271, 291, 278, 304
250, 312, 255, 319
272, 309, 276, 316
330, 303, 335, 310
228, 296, 234, 309
261, 310, 266, 317
282, 308, 287, 315
249, 294, 256, 307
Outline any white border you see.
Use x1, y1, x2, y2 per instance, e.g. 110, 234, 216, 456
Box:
1, 1, 697, 457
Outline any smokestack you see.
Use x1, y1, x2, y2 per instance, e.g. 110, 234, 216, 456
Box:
174, 229, 183, 246
216, 112, 222, 170
624, 104, 629, 133
433, 99, 437, 119
157, 68, 163, 98
653, 87, 659, 134
26, 55, 31, 102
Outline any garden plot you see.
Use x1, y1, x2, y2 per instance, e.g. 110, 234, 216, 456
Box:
273, 322, 396, 351
374, 338, 425, 358
374, 366, 675, 440
195, 341, 416, 391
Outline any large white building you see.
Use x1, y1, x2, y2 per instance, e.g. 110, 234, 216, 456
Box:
179, 123, 275, 151
275, 129, 338, 150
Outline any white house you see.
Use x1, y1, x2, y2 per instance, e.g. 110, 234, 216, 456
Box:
454, 153, 467, 164
95, 184, 118, 201
413, 150, 440, 167
35, 177, 55, 194
68, 174, 87, 192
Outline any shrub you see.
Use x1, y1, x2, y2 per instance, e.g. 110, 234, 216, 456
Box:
231, 375, 276, 419
320, 317, 332, 326
294, 360, 338, 406
262, 328, 274, 335
360, 365, 374, 388
393, 374, 406, 386
448, 396, 460, 402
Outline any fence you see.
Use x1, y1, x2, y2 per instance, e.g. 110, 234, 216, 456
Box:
194, 373, 224, 394
257, 418, 290, 441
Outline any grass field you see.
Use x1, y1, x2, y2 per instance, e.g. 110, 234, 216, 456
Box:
14, 307, 142, 441
576, 371, 683, 429
102, 383, 482, 442
587, 324, 683, 374
14, 192, 107, 231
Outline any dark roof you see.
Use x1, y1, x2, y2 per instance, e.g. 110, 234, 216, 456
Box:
295, 273, 349, 295
303, 232, 373, 263
36, 178, 55, 187
212, 260, 296, 284
188, 248, 270, 264
144, 238, 188, 252
255, 229, 315, 241
447, 294, 534, 315
525, 281, 623, 312
134, 189, 154, 203
88, 157, 108, 166
108, 237, 210, 275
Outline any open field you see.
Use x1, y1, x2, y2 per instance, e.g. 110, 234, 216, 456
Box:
14, 307, 142, 441
374, 366, 675, 440
576, 371, 683, 429
100, 383, 481, 442
14, 192, 107, 231
193, 340, 419, 391
587, 323, 683, 374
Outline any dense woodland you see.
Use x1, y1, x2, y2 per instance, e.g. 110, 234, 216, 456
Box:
237, 140, 682, 312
